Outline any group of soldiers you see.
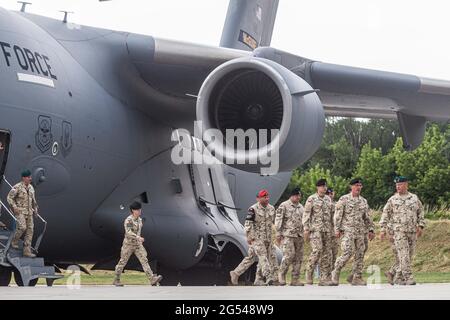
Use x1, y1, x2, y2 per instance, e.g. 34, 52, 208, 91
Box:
5, 170, 163, 286
230, 176, 425, 286
6, 169, 424, 287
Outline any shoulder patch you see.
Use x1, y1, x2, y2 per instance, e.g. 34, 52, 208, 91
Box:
246, 208, 255, 221
126, 221, 134, 229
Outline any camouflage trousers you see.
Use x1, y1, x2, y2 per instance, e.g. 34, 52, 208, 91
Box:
252, 240, 277, 281
11, 213, 34, 251
387, 234, 401, 279
233, 243, 277, 283
114, 242, 154, 279
306, 231, 333, 281
347, 233, 369, 278
233, 244, 258, 277
334, 232, 366, 278
279, 236, 303, 279
393, 231, 417, 281
331, 236, 339, 267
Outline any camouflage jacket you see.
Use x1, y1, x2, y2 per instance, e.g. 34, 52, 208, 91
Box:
334, 193, 374, 235
275, 199, 304, 237
7, 182, 38, 215
244, 202, 275, 242
330, 200, 335, 230
380, 192, 425, 233
123, 215, 143, 245
302, 193, 333, 233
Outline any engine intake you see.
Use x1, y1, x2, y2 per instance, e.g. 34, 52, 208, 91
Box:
196, 57, 325, 174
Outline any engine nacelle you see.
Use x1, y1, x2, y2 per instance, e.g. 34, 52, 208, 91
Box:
196, 57, 325, 174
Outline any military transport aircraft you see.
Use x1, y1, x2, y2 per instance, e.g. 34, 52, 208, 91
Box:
0, 0, 448, 286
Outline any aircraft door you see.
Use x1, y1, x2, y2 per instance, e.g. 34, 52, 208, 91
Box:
0, 130, 10, 178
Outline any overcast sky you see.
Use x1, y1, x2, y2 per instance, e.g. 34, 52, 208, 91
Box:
1, 0, 449, 80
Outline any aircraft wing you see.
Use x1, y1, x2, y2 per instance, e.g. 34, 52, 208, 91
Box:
297, 60, 450, 149
143, 39, 450, 149
307, 62, 450, 122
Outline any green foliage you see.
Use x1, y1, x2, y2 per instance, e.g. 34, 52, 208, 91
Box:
301, 118, 400, 179
353, 143, 397, 207
389, 125, 450, 206
291, 119, 449, 208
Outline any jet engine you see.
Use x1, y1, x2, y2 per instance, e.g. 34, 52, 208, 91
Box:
196, 57, 325, 174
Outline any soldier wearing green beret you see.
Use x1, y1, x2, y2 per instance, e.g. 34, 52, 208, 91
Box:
7, 170, 38, 257
380, 176, 425, 285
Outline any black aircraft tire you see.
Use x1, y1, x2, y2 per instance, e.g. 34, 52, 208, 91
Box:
0, 266, 12, 286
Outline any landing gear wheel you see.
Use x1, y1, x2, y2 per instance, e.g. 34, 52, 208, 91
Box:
0, 266, 12, 286
13, 270, 38, 287
46, 278, 55, 287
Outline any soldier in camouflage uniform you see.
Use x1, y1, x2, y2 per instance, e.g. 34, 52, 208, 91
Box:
303, 179, 334, 286
331, 178, 375, 286
113, 201, 162, 286
7, 170, 38, 257
239, 189, 277, 285
380, 176, 425, 285
275, 187, 304, 286
326, 188, 339, 268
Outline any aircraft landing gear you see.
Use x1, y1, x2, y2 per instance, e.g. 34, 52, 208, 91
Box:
0, 266, 12, 286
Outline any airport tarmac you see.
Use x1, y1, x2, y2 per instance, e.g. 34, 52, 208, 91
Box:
0, 283, 449, 300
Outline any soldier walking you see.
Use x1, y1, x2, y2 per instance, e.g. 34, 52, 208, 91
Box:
331, 178, 375, 286
113, 201, 162, 286
237, 190, 277, 285
7, 170, 38, 257
380, 176, 425, 285
275, 187, 304, 286
303, 179, 334, 286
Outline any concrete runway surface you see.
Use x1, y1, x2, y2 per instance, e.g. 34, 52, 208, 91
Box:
0, 284, 449, 299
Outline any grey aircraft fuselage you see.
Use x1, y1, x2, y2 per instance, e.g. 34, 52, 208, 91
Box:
1, 3, 448, 284
0, 8, 280, 280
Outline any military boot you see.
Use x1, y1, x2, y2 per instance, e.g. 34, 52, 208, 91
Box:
10, 242, 19, 250
253, 279, 266, 286
265, 277, 275, 286
394, 274, 406, 285
229, 270, 239, 285
150, 275, 163, 286
290, 277, 304, 286
23, 247, 36, 258
318, 279, 334, 286
305, 269, 313, 285
278, 271, 287, 286
331, 269, 340, 286
394, 277, 406, 285
351, 276, 367, 286
405, 278, 416, 285
346, 273, 354, 284
113, 276, 123, 287
384, 271, 394, 285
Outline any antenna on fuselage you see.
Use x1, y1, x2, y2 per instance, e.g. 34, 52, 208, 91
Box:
59, 10, 74, 23
17, 1, 32, 12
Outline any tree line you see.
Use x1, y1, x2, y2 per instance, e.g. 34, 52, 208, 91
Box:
283, 119, 450, 208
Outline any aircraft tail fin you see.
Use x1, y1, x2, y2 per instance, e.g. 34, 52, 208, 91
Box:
220, 0, 279, 51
